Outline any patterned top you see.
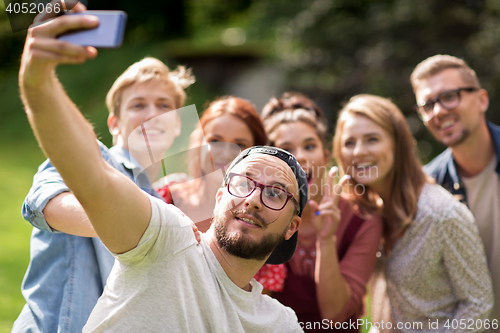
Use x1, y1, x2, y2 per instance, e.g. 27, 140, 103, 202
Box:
371, 183, 493, 332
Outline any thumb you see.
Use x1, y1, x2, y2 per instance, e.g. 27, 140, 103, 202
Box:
308, 200, 319, 216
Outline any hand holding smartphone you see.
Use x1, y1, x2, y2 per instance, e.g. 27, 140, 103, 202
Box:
57, 11, 127, 48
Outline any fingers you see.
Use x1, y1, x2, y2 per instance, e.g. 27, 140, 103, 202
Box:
309, 198, 341, 238
69, 1, 88, 12
32, 0, 65, 26
24, 37, 97, 68
32, 14, 99, 38
330, 166, 351, 207
32, 0, 87, 26
31, 37, 96, 58
316, 210, 341, 238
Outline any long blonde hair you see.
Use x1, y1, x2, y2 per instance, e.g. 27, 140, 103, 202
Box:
333, 94, 428, 243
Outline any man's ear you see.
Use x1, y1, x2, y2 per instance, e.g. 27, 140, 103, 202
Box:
478, 88, 489, 114
216, 187, 224, 203
107, 113, 120, 136
284, 216, 301, 241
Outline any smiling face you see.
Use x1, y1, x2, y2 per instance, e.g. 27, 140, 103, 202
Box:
212, 154, 300, 261
339, 114, 395, 194
201, 113, 255, 176
108, 81, 181, 156
268, 121, 328, 201
414, 68, 488, 147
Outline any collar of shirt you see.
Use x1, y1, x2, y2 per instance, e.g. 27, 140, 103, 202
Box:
109, 144, 162, 199
441, 121, 500, 200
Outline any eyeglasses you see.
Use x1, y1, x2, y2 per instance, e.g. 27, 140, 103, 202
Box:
225, 172, 299, 214
414, 87, 478, 122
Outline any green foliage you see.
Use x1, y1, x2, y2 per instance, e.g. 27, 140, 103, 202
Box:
0, 141, 45, 333
247, 0, 500, 159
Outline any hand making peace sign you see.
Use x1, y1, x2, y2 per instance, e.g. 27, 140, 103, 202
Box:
308, 166, 350, 240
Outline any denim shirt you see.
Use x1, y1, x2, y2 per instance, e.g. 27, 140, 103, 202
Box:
423, 121, 500, 204
12, 142, 161, 333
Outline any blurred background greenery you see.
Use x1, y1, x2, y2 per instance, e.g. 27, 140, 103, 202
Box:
2, 0, 500, 331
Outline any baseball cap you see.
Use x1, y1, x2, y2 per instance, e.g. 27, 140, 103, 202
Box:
222, 146, 308, 265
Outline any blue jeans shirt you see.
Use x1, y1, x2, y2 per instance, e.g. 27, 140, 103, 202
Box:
12, 142, 160, 333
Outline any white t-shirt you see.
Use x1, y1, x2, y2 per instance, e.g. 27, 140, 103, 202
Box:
83, 196, 302, 333
462, 155, 500, 327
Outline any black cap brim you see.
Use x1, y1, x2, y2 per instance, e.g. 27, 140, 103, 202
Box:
265, 230, 298, 265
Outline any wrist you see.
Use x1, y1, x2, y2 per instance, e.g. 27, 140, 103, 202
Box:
316, 235, 337, 249
20, 60, 57, 91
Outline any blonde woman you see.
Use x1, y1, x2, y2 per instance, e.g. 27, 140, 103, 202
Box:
333, 94, 493, 332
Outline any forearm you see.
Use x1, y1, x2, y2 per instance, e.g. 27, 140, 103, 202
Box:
21, 74, 105, 196
315, 237, 352, 320
44, 192, 97, 237
19, 14, 152, 253
21, 75, 150, 253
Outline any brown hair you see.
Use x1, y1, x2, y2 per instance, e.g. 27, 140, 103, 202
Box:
261, 92, 328, 149
188, 96, 267, 180
106, 57, 195, 118
410, 54, 481, 91
333, 94, 429, 243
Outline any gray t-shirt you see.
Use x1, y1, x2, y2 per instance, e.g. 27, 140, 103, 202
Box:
462, 155, 500, 329
83, 196, 302, 333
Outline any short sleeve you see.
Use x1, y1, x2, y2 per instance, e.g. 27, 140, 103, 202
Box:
22, 159, 70, 232
22, 141, 128, 232
115, 196, 198, 267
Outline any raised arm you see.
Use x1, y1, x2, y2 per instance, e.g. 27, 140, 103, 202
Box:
19, 5, 151, 253
309, 170, 353, 320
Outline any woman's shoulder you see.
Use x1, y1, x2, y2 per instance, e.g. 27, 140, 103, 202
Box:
416, 182, 474, 225
338, 195, 383, 237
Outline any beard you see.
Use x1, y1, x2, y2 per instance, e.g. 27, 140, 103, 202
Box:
437, 127, 470, 147
212, 209, 289, 261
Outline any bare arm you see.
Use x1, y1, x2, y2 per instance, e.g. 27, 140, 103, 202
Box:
44, 192, 97, 237
19, 5, 150, 253
309, 170, 352, 320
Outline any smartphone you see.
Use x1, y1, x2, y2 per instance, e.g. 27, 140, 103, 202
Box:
57, 11, 127, 48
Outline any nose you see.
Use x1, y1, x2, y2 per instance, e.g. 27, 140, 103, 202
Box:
244, 187, 263, 211
220, 143, 237, 161
294, 148, 307, 166
353, 141, 367, 157
143, 103, 163, 122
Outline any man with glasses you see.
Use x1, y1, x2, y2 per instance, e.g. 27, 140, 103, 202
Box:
19, 11, 305, 331
411, 54, 500, 329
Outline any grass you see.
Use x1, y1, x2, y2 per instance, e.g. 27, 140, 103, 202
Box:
0, 139, 46, 333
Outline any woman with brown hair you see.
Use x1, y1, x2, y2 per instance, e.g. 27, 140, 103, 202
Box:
333, 94, 493, 332
155, 96, 267, 232
256, 92, 383, 332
